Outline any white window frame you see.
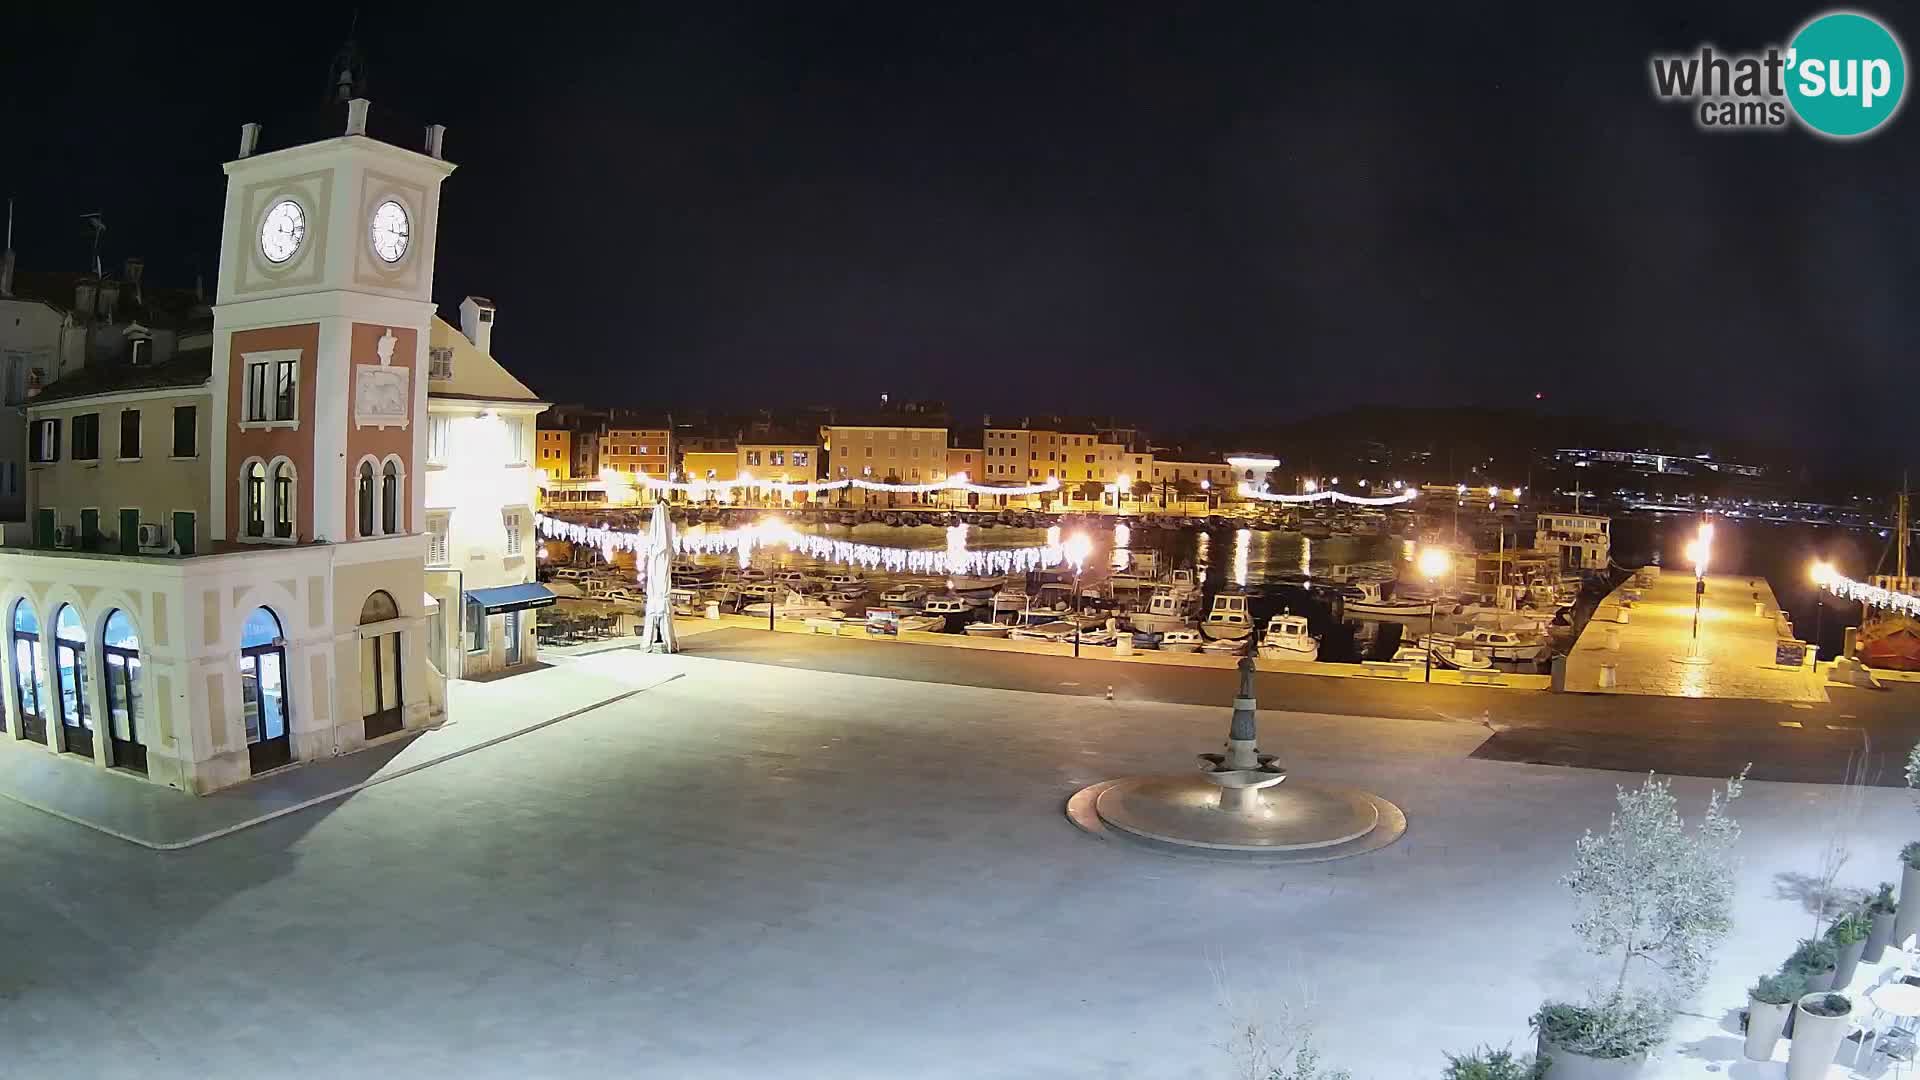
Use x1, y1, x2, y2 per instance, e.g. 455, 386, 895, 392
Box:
239, 349, 301, 430
503, 416, 527, 465
502, 506, 526, 557
426, 511, 451, 566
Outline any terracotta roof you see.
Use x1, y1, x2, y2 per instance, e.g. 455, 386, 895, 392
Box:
32, 347, 211, 405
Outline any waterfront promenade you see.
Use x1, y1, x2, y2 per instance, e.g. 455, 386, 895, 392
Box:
1565, 569, 1826, 703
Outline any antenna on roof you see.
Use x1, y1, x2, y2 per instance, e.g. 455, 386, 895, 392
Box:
79, 212, 105, 276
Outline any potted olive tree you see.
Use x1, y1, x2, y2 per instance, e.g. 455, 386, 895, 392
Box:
1536, 770, 1746, 1078
1787, 992, 1853, 1079
1444, 1044, 1549, 1079
1826, 911, 1871, 989
1744, 972, 1804, 1060
1784, 937, 1840, 993
1864, 882, 1898, 962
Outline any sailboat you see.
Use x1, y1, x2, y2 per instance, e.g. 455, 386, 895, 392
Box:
1858, 485, 1920, 671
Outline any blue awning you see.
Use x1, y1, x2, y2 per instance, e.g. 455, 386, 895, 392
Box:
466, 583, 557, 614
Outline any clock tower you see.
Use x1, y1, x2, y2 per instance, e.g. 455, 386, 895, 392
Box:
210, 98, 455, 545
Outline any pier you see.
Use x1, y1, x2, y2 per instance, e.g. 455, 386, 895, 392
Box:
1564, 567, 1825, 702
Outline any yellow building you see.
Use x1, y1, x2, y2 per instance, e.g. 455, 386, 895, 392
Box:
600, 425, 671, 480
736, 440, 816, 506
534, 427, 570, 479
1150, 460, 1235, 510
682, 451, 738, 484
825, 422, 947, 506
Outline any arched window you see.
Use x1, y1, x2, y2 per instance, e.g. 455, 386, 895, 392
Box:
11, 600, 45, 744
53, 604, 91, 758
101, 610, 144, 774
239, 606, 291, 774
357, 460, 376, 537
360, 590, 399, 623
271, 460, 295, 539
244, 461, 266, 537
381, 459, 402, 535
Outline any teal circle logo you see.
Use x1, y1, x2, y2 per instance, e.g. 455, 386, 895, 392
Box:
1786, 11, 1907, 138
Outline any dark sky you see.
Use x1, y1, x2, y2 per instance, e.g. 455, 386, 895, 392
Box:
4, 4, 1916, 456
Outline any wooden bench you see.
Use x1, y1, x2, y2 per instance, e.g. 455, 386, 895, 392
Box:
1358, 661, 1412, 680
1459, 670, 1506, 686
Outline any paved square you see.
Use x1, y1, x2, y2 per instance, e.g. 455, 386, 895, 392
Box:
0, 650, 1901, 1077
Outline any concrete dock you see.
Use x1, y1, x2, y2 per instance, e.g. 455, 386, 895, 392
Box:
1565, 568, 1825, 702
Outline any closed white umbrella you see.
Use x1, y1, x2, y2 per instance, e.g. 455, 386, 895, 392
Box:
641, 499, 678, 653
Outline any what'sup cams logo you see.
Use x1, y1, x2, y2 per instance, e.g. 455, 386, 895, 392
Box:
1650, 10, 1906, 138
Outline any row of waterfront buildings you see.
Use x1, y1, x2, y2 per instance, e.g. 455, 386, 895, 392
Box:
536, 405, 1277, 511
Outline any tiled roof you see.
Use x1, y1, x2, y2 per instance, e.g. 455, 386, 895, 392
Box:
32, 347, 212, 405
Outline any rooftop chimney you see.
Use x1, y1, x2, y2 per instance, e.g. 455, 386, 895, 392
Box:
123, 257, 144, 305
459, 295, 496, 356
425, 123, 447, 160
346, 97, 370, 136
74, 276, 97, 321
0, 249, 13, 299
238, 122, 261, 158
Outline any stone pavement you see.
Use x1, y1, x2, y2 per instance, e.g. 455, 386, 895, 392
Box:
0, 648, 685, 848
0, 653, 1910, 1078
1566, 570, 1827, 702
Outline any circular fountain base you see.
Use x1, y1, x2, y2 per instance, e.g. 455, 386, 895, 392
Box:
1067, 776, 1406, 862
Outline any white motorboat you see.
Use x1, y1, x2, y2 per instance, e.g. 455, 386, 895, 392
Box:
740, 590, 843, 621
1338, 580, 1437, 621
1256, 613, 1319, 661
897, 613, 947, 633
1009, 620, 1078, 642
825, 588, 868, 611
1128, 587, 1199, 634
963, 620, 1015, 638
1158, 629, 1204, 653
822, 573, 866, 593
1201, 636, 1247, 655
948, 574, 1008, 594
991, 587, 1030, 614
1418, 627, 1549, 664
879, 583, 928, 605
920, 596, 975, 631
1200, 593, 1254, 641
1393, 642, 1492, 671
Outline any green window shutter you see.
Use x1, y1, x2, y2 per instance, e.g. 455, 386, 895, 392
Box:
33, 509, 54, 548
171, 511, 195, 556
119, 509, 139, 555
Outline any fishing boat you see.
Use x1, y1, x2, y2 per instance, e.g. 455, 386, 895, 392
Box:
1337, 580, 1435, 621
740, 590, 843, 621
920, 596, 976, 631
1200, 593, 1254, 641
1158, 629, 1204, 653
897, 612, 947, 632
822, 573, 866, 593
1858, 488, 1920, 670
990, 586, 1030, 614
1201, 636, 1248, 655
948, 573, 1009, 594
879, 583, 929, 605
1418, 627, 1550, 664
963, 619, 1016, 638
1128, 587, 1200, 634
1256, 613, 1319, 661
1391, 642, 1492, 671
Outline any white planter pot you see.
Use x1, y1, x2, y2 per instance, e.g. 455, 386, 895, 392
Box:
1787, 993, 1854, 1080
1896, 862, 1920, 946
1539, 1036, 1646, 1080
1744, 997, 1790, 1061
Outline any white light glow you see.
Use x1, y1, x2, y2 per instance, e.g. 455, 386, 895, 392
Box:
1237, 484, 1417, 507
537, 513, 1064, 576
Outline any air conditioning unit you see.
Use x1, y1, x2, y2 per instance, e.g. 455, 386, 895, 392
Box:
51, 525, 75, 548
136, 523, 167, 551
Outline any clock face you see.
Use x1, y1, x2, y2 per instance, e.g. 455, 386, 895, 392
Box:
259, 200, 306, 264
369, 200, 411, 263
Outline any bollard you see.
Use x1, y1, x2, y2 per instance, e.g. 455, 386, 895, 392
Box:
1114, 634, 1135, 657
1604, 627, 1620, 651
1753, 601, 1764, 617
705, 600, 721, 620
1599, 663, 1617, 689
1105, 685, 1114, 700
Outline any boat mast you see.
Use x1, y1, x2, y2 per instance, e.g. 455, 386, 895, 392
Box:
1902, 471, 1910, 582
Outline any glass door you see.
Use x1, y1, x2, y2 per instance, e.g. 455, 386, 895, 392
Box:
12, 631, 43, 744
242, 647, 291, 774
504, 609, 522, 666
53, 606, 91, 759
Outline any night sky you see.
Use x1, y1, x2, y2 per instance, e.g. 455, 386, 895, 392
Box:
4, 4, 1916, 455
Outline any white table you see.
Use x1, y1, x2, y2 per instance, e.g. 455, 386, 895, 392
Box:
1872, 982, 1920, 1020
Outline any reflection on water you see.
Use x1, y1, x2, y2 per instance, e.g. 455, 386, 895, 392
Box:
1233, 529, 1250, 588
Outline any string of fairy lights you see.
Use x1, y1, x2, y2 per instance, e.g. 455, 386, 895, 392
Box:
1235, 484, 1420, 507
535, 514, 1070, 576
1814, 566, 1920, 618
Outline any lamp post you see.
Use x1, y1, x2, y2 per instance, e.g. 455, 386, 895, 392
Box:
1684, 521, 1713, 658
1417, 546, 1451, 683
1201, 478, 1212, 512
1116, 473, 1131, 516
1810, 559, 1834, 654
1065, 532, 1092, 658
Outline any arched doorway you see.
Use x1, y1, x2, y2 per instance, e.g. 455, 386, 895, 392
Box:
240, 607, 292, 774
10, 600, 45, 744
102, 610, 145, 774
359, 590, 403, 740
53, 604, 92, 758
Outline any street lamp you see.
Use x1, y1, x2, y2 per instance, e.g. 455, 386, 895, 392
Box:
1416, 546, 1451, 682
1684, 521, 1713, 657
1200, 478, 1212, 512
1116, 472, 1131, 514
1064, 531, 1093, 657
1810, 558, 1835, 653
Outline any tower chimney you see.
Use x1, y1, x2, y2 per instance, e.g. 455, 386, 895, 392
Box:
459, 296, 496, 356
123, 257, 144, 305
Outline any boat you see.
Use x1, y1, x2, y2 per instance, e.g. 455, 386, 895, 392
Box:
1128, 587, 1199, 633
824, 588, 868, 611
740, 590, 844, 621
990, 587, 1030, 614
920, 596, 976, 631
1158, 629, 1204, 653
1336, 580, 1436, 621
1200, 593, 1254, 641
1009, 620, 1079, 642
1859, 488, 1920, 670
963, 620, 1016, 638
897, 613, 946, 632
1418, 627, 1550, 664
948, 574, 1009, 594
879, 583, 929, 605
1201, 636, 1247, 655
1392, 642, 1491, 670
822, 573, 866, 592
1256, 613, 1320, 661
